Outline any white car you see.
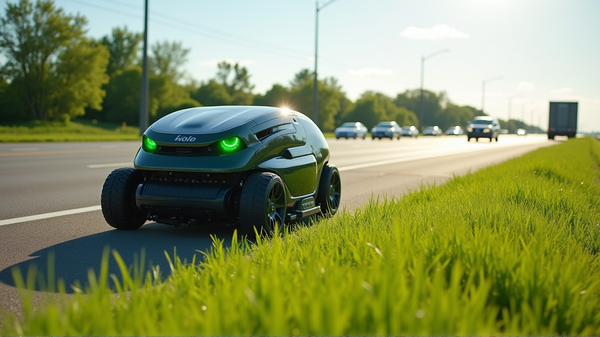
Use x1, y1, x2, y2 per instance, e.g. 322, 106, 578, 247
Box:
334, 122, 368, 139
516, 128, 527, 136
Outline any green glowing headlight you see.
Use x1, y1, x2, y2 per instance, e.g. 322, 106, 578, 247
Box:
143, 136, 157, 153
219, 136, 242, 153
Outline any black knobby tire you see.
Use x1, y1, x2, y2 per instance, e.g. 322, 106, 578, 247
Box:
239, 172, 287, 236
101, 167, 147, 230
316, 164, 342, 217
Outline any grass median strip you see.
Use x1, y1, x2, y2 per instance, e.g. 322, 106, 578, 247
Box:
2, 137, 600, 335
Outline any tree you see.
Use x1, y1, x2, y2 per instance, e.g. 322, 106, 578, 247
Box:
149, 40, 190, 82
192, 79, 232, 106
215, 61, 254, 104
100, 26, 142, 77
343, 91, 390, 129
289, 68, 312, 88
0, 0, 109, 121
253, 84, 290, 107
442, 103, 479, 130
395, 89, 448, 129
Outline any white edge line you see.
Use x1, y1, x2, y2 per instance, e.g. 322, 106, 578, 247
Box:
0, 205, 102, 227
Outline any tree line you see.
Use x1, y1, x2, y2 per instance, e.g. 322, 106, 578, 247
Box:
0, 0, 535, 133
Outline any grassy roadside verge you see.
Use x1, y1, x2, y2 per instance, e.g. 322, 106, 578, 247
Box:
0, 120, 140, 142
2, 137, 600, 335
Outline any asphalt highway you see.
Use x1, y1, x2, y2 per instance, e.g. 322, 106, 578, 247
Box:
0, 134, 555, 317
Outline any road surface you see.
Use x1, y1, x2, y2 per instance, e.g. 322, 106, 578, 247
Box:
0, 134, 555, 316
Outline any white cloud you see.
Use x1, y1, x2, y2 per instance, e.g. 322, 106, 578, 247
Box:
516, 81, 535, 91
400, 24, 469, 40
347, 67, 393, 76
198, 59, 256, 67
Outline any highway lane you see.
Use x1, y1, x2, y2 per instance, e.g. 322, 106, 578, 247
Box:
0, 135, 555, 316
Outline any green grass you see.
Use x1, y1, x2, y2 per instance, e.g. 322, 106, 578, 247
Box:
2, 137, 600, 335
0, 119, 141, 142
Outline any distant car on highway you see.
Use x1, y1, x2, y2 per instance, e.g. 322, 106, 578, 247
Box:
334, 122, 368, 139
445, 126, 464, 136
371, 121, 401, 140
401, 125, 419, 138
516, 128, 527, 136
466, 116, 501, 142
422, 126, 442, 136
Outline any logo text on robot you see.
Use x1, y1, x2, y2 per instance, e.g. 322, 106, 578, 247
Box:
174, 135, 196, 142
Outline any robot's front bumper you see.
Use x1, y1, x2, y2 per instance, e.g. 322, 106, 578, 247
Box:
135, 181, 238, 222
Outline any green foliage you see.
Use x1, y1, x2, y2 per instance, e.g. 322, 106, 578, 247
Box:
0, 119, 140, 141
253, 84, 291, 107
215, 61, 254, 104
394, 89, 480, 130
102, 66, 151, 125
287, 71, 342, 131
343, 91, 418, 129
149, 40, 190, 82
0, 76, 29, 122
3, 138, 600, 335
0, 0, 108, 121
192, 79, 232, 106
99, 26, 142, 77
46, 39, 109, 121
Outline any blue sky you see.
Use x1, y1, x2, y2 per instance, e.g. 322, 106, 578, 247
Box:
3, 0, 599, 132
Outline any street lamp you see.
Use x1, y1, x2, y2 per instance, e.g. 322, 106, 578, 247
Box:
507, 93, 522, 121
419, 49, 449, 129
312, 0, 338, 127
481, 76, 502, 115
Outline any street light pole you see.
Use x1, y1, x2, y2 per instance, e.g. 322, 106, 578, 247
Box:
139, 0, 149, 136
419, 49, 449, 130
507, 93, 522, 121
481, 76, 502, 115
312, 0, 337, 127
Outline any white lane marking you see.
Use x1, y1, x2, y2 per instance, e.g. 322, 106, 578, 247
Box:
338, 146, 490, 172
87, 162, 132, 169
0, 206, 102, 227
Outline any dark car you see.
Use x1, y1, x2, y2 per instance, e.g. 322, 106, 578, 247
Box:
467, 116, 501, 142
371, 121, 402, 140
401, 125, 419, 138
422, 126, 442, 136
334, 122, 368, 139
101, 106, 341, 236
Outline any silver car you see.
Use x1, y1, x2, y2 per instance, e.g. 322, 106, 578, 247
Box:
334, 122, 368, 139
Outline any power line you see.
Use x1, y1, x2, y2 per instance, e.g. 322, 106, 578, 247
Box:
62, 0, 401, 88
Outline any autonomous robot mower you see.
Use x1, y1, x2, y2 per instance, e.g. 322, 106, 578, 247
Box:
100, 106, 341, 236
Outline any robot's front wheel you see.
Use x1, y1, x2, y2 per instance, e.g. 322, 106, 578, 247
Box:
239, 172, 287, 237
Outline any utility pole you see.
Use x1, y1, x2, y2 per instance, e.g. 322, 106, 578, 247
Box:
139, 0, 149, 135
